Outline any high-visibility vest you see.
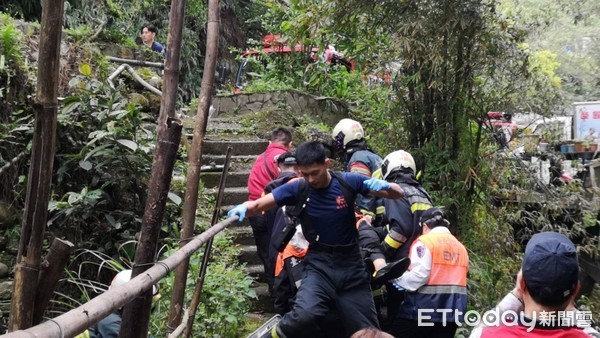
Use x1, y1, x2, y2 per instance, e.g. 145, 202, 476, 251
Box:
398, 231, 469, 322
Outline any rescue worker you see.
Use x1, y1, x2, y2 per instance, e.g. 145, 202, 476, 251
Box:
357, 150, 433, 299
390, 208, 468, 337
265, 152, 301, 268
272, 213, 308, 315
332, 118, 384, 223
247, 127, 293, 290
140, 24, 165, 54
228, 141, 405, 338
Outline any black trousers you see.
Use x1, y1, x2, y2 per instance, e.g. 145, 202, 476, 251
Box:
277, 244, 379, 338
249, 214, 274, 288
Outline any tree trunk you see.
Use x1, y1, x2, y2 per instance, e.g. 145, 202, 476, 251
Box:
167, 0, 220, 331
118, 0, 187, 334
8, 0, 64, 331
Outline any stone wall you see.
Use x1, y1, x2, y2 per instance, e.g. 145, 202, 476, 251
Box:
211, 89, 349, 127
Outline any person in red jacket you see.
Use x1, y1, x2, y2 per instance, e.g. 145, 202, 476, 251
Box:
247, 127, 292, 290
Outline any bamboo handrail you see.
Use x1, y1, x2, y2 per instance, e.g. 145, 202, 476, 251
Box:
1, 216, 238, 338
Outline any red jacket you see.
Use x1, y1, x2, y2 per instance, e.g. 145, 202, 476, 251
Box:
479, 325, 589, 338
247, 143, 289, 200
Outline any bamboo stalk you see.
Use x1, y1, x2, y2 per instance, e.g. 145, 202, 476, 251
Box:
106, 56, 164, 69
167, 0, 220, 330
8, 0, 64, 331
183, 147, 231, 338
118, 117, 182, 338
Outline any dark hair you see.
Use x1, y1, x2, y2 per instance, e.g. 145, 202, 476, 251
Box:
270, 127, 292, 145
419, 208, 449, 229
277, 151, 297, 169
141, 24, 158, 35
527, 285, 575, 308
295, 141, 326, 166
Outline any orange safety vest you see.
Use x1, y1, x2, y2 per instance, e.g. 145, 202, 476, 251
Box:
398, 231, 469, 322
418, 232, 468, 289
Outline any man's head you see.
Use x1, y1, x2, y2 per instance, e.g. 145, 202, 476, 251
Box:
140, 24, 158, 45
521, 232, 579, 308
277, 151, 299, 174
296, 141, 331, 189
419, 208, 449, 233
270, 127, 293, 148
332, 118, 364, 150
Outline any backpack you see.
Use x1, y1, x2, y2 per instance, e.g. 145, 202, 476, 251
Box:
272, 170, 356, 251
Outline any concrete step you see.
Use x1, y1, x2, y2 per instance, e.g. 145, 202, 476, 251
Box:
201, 139, 269, 156
201, 154, 256, 171
206, 186, 248, 206
237, 244, 263, 266
245, 263, 267, 283
200, 170, 250, 189
250, 282, 274, 313
224, 226, 255, 246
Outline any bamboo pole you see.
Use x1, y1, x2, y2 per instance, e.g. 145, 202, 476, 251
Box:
183, 147, 231, 338
167, 0, 220, 330
117, 0, 187, 335
8, 0, 64, 331
33, 238, 74, 324
118, 117, 182, 338
2, 217, 238, 338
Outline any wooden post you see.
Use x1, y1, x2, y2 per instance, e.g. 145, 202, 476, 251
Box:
118, 0, 187, 336
167, 0, 220, 330
33, 238, 74, 324
8, 0, 64, 331
118, 118, 182, 338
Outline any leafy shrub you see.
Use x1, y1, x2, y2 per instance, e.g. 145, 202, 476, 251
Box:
150, 234, 256, 337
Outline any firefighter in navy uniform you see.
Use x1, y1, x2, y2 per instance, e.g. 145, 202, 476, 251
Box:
357, 150, 433, 287
332, 118, 384, 223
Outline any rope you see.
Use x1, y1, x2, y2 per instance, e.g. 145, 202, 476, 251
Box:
47, 318, 64, 338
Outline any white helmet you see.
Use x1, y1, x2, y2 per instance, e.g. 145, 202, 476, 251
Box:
332, 118, 364, 149
110, 269, 157, 295
381, 150, 416, 179
110, 269, 132, 289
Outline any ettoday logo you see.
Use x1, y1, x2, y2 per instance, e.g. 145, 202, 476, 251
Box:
417, 308, 593, 332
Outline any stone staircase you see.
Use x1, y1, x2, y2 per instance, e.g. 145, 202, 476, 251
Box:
188, 116, 273, 312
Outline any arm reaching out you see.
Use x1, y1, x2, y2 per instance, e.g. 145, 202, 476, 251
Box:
363, 178, 404, 199
227, 193, 278, 222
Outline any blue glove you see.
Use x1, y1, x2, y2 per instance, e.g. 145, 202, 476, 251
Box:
227, 204, 248, 222
392, 278, 405, 292
364, 178, 391, 191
